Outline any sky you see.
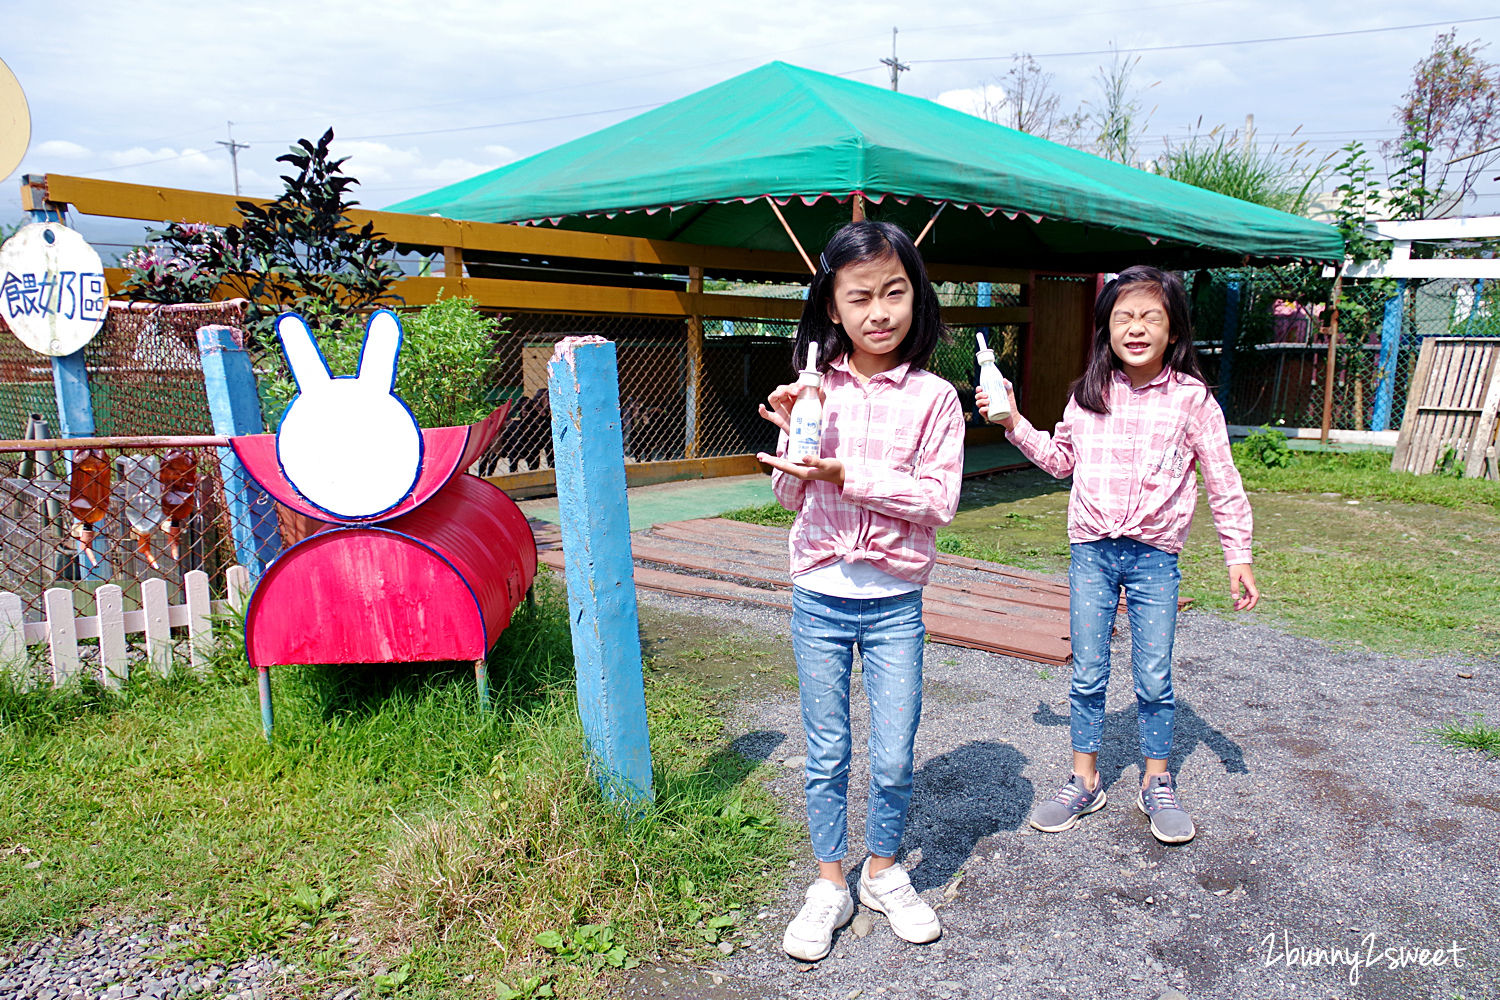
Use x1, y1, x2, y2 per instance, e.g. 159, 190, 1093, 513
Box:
2, 0, 1498, 260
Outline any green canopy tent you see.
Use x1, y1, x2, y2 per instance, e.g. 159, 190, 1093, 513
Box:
387, 61, 1342, 270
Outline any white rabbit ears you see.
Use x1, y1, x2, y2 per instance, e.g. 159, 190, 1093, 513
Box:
277, 309, 403, 392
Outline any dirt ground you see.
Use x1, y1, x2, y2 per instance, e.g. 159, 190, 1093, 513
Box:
622, 582, 1499, 1000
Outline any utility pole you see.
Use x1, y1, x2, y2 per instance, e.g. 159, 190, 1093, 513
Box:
880, 27, 909, 92
216, 121, 249, 196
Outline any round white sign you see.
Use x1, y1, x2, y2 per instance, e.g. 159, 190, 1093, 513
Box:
0, 222, 109, 357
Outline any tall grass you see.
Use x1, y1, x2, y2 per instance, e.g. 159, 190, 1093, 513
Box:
1157, 126, 1328, 215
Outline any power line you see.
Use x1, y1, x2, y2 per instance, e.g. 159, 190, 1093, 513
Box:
910, 15, 1500, 66
246, 101, 664, 145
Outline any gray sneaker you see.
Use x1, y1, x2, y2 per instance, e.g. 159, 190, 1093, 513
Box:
1137, 772, 1196, 843
1029, 772, 1106, 832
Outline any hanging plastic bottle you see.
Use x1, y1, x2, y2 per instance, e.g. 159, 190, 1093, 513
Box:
67, 449, 111, 568
976, 332, 1010, 422
159, 451, 198, 560
788, 341, 823, 463
116, 454, 163, 570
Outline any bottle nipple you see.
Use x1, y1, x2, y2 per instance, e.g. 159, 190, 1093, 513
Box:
975, 332, 996, 365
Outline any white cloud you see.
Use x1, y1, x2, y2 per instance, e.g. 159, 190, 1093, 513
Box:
934, 84, 1006, 120
34, 139, 91, 160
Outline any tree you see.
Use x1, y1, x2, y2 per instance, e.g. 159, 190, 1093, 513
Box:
120, 128, 401, 345
987, 53, 1081, 141
1085, 48, 1157, 167
1388, 29, 1500, 218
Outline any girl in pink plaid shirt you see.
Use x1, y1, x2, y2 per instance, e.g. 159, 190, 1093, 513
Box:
756, 221, 964, 961
978, 265, 1260, 845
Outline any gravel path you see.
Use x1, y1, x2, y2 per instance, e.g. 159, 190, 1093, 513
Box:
0, 917, 293, 1000
625, 589, 1500, 1000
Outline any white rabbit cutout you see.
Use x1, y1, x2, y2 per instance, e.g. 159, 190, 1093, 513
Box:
274, 309, 423, 519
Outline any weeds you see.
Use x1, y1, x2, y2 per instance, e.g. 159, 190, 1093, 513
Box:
1424, 715, 1500, 760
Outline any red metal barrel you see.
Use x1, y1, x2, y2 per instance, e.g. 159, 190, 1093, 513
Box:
244, 474, 536, 667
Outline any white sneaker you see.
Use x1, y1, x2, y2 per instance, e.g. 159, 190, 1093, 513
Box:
858, 858, 941, 944
782, 878, 854, 961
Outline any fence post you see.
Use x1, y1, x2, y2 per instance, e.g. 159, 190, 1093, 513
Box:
31, 205, 111, 579
548, 337, 654, 804
1215, 280, 1242, 412
1371, 279, 1406, 432
197, 325, 282, 580
684, 265, 705, 460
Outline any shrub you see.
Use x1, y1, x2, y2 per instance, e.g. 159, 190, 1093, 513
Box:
1235, 426, 1293, 469
256, 295, 502, 430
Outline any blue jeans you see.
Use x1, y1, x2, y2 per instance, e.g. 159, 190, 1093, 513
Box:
791, 586, 925, 862
1068, 538, 1181, 761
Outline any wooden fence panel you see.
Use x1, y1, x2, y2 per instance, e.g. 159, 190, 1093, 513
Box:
1392, 337, 1500, 477
95, 583, 129, 688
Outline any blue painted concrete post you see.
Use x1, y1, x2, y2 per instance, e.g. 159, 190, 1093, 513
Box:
1216, 281, 1242, 412
548, 337, 654, 804
29, 206, 110, 578
197, 325, 282, 579
1371, 279, 1406, 432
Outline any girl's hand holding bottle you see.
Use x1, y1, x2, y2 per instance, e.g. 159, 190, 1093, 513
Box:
974, 380, 1019, 430
757, 384, 845, 484
757, 343, 845, 485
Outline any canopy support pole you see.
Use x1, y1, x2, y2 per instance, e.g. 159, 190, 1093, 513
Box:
765, 197, 815, 274
914, 202, 948, 247
852, 193, 865, 222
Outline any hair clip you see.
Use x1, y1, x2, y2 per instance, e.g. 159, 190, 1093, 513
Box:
818, 251, 830, 273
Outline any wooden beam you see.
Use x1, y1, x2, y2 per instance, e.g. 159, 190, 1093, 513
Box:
101, 264, 1030, 323
488, 453, 764, 497
38, 173, 811, 275
46, 174, 1035, 287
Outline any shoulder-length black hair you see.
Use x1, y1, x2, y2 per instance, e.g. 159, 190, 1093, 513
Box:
1070, 265, 1208, 414
790, 220, 947, 375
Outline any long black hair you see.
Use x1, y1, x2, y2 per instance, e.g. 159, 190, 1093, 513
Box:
791, 220, 947, 375
1070, 265, 1208, 414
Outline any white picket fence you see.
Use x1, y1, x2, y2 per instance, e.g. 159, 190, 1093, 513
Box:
1, 566, 251, 689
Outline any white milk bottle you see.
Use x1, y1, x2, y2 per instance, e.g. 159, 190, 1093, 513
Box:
976, 332, 1010, 422
788, 342, 823, 462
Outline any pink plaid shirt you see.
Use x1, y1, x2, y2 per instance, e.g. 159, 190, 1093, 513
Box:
772, 356, 966, 586
1006, 368, 1254, 564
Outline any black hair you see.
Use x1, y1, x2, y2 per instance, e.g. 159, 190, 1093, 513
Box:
791, 220, 946, 375
1070, 265, 1207, 414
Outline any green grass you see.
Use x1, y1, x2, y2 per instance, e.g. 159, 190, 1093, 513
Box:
721, 501, 795, 528
726, 452, 1500, 659
1232, 445, 1500, 512
0, 572, 790, 998
1424, 715, 1500, 760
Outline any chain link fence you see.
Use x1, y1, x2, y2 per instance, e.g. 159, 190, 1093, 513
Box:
474, 280, 1023, 476
1191, 266, 1500, 432
0, 441, 253, 625
1, 301, 254, 642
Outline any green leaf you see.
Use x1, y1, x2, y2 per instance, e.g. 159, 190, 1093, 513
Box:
534, 930, 565, 951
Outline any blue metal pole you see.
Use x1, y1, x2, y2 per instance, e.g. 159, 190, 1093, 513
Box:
548, 338, 654, 805
1216, 281, 1241, 413
30, 206, 111, 579
197, 325, 282, 579
1371, 279, 1406, 432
